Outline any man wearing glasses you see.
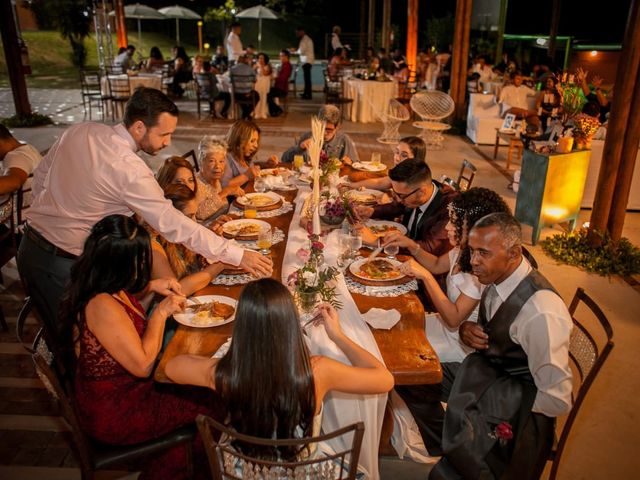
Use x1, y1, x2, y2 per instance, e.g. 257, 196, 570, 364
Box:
358, 159, 457, 258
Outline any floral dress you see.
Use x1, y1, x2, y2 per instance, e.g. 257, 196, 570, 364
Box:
74, 291, 223, 479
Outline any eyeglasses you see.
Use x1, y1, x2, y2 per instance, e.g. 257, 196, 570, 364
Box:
391, 186, 422, 201
393, 149, 412, 160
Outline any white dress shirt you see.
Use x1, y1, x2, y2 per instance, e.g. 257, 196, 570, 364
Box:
488, 258, 573, 417
296, 34, 315, 64
1, 144, 42, 202
407, 182, 438, 233
226, 31, 244, 62
498, 84, 536, 112
27, 122, 244, 265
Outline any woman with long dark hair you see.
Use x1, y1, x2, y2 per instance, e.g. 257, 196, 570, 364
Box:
166, 278, 393, 459
59, 214, 222, 479
397, 187, 511, 362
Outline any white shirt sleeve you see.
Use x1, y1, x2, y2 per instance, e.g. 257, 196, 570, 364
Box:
510, 290, 573, 417
3, 144, 42, 177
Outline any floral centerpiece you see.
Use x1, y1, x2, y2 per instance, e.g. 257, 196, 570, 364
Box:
319, 150, 342, 187
288, 231, 341, 312
557, 74, 586, 123
572, 113, 600, 149
319, 192, 360, 225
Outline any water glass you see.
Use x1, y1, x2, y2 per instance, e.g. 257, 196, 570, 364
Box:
348, 233, 363, 255
254, 176, 267, 193
383, 243, 399, 260
257, 228, 272, 255
371, 152, 381, 167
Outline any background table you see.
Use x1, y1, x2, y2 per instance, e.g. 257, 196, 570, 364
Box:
343, 78, 398, 123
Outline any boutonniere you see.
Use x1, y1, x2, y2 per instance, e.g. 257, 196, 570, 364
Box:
489, 422, 514, 446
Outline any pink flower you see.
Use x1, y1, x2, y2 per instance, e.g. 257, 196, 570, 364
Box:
296, 248, 311, 263
311, 241, 324, 251
287, 271, 299, 287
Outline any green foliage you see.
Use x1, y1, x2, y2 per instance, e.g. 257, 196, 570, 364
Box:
1, 113, 53, 128
541, 229, 640, 276
425, 14, 455, 51
205, 0, 237, 23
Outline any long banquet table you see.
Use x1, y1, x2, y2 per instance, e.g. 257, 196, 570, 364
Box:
154, 168, 441, 478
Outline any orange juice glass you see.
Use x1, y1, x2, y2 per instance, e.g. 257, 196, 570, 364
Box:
244, 208, 257, 219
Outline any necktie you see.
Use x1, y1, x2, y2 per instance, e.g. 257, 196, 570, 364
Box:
484, 284, 499, 319
409, 207, 423, 239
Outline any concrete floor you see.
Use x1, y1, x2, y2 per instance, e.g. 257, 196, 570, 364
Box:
1, 88, 639, 478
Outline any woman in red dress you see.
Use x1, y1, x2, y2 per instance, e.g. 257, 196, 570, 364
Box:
59, 214, 222, 479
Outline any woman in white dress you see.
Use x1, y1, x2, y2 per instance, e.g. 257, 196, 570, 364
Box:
399, 187, 511, 362
253, 52, 273, 119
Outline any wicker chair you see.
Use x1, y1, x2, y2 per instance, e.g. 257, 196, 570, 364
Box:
370, 98, 410, 144
197, 414, 365, 480
410, 91, 455, 150
547, 287, 614, 479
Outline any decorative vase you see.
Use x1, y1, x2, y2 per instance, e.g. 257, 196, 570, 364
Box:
297, 289, 320, 314
320, 214, 345, 226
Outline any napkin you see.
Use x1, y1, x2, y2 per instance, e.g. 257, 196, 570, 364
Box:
211, 337, 232, 359
262, 175, 288, 189
362, 308, 401, 330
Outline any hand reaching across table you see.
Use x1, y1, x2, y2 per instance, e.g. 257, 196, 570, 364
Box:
239, 249, 273, 277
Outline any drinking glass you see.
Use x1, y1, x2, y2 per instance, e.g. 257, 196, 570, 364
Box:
348, 233, 362, 255
371, 152, 381, 167
254, 176, 267, 193
257, 228, 272, 255
293, 155, 305, 171
244, 208, 257, 219
383, 243, 399, 260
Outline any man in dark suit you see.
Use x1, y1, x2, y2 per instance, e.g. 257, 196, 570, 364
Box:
359, 159, 458, 258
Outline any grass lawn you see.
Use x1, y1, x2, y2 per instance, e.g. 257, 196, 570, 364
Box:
0, 31, 197, 89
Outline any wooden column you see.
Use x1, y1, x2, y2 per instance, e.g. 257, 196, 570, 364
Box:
495, 0, 508, 64
547, 0, 561, 58
381, 0, 392, 52
406, 0, 419, 71
451, 0, 473, 120
456, 0, 473, 119
360, 0, 367, 56
0, 0, 31, 117
114, 0, 127, 49
589, 0, 640, 244
367, 0, 376, 51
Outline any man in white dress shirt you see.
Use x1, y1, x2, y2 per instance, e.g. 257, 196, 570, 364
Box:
18, 88, 271, 340
0, 124, 41, 201
226, 22, 244, 66
498, 71, 538, 124
397, 213, 572, 480
292, 27, 315, 99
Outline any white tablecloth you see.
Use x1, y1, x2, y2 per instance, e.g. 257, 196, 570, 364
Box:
100, 73, 162, 95
281, 189, 387, 480
344, 79, 398, 123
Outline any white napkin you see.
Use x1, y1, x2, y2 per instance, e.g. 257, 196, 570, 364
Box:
262, 175, 288, 189
362, 308, 401, 330
211, 337, 232, 358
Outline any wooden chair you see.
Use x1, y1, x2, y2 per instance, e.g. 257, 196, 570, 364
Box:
106, 73, 131, 121
32, 331, 197, 480
395, 69, 418, 105
456, 159, 477, 191
230, 73, 258, 120
289, 63, 300, 97
80, 70, 106, 121
182, 149, 200, 172
195, 72, 218, 120
323, 69, 353, 119
547, 287, 614, 479
197, 414, 365, 480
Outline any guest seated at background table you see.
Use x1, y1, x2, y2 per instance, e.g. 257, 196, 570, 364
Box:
144, 46, 165, 72
229, 54, 260, 120
398, 188, 511, 363
498, 71, 540, 130
327, 47, 350, 80
345, 136, 426, 192
212, 45, 228, 73
357, 159, 457, 260
221, 120, 278, 189
148, 184, 228, 296
281, 104, 360, 164
114, 44, 136, 71
377, 47, 394, 75
165, 278, 394, 459
267, 50, 293, 118
170, 46, 192, 98
575, 67, 611, 124
59, 214, 223, 480
536, 75, 562, 131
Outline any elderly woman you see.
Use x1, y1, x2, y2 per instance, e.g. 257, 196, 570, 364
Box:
221, 120, 278, 189
281, 104, 360, 164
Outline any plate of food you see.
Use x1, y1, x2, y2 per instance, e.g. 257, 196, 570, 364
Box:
366, 220, 407, 237
349, 258, 405, 282
352, 161, 386, 172
235, 192, 281, 210
221, 219, 270, 240
346, 189, 382, 205
259, 167, 290, 177
174, 295, 237, 328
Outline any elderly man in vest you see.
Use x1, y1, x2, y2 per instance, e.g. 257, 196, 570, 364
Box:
397, 212, 572, 480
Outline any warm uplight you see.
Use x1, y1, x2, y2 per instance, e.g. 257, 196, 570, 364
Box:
583, 222, 590, 229
543, 206, 569, 220
204, 43, 210, 50
197, 21, 203, 27
590, 50, 598, 57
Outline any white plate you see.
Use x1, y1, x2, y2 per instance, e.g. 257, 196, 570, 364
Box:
349, 258, 406, 282
260, 168, 290, 177
174, 295, 237, 328
236, 192, 281, 208
346, 189, 382, 204
352, 161, 386, 172
221, 219, 271, 238
366, 220, 407, 236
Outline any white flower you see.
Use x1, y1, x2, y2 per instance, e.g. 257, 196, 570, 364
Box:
302, 270, 319, 287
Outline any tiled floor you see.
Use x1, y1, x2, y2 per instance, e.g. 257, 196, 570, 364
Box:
1, 87, 639, 478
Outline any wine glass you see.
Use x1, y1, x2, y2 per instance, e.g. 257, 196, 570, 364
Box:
253, 176, 267, 193
257, 228, 272, 255
383, 243, 399, 260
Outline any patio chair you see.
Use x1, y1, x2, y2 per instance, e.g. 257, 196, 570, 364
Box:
547, 287, 614, 479
197, 414, 365, 480
324, 69, 353, 119
80, 70, 106, 121
230, 73, 258, 120
410, 91, 455, 150
395, 69, 418, 105
370, 98, 410, 144
195, 72, 219, 120
439, 159, 477, 192
105, 73, 131, 121
32, 330, 197, 480
182, 149, 200, 172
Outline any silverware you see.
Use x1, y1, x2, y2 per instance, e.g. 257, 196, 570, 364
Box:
366, 238, 383, 262
302, 313, 323, 329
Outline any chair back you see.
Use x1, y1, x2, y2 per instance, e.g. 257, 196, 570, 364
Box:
373, 99, 410, 144
395, 70, 418, 104
107, 74, 131, 100
197, 415, 364, 480
230, 73, 256, 95
80, 70, 102, 96
182, 149, 200, 172
548, 287, 614, 479
410, 91, 455, 121
456, 159, 477, 191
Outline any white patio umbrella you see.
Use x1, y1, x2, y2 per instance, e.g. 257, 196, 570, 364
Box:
236, 5, 279, 51
110, 3, 165, 48
158, 5, 202, 45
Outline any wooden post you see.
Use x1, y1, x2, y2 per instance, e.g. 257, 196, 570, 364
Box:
456, 0, 473, 119
547, 0, 561, 59
382, 0, 392, 52
450, 0, 465, 110
451, 0, 473, 120
0, 0, 31, 117
114, 0, 127, 49
360, 0, 367, 56
368, 0, 376, 51
589, 0, 640, 245
406, 0, 419, 72
495, 0, 508, 64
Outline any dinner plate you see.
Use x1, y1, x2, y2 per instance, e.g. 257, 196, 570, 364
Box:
366, 220, 407, 237
352, 161, 386, 172
221, 219, 271, 240
174, 295, 237, 328
346, 189, 382, 205
235, 192, 281, 208
349, 258, 405, 282
259, 168, 290, 177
